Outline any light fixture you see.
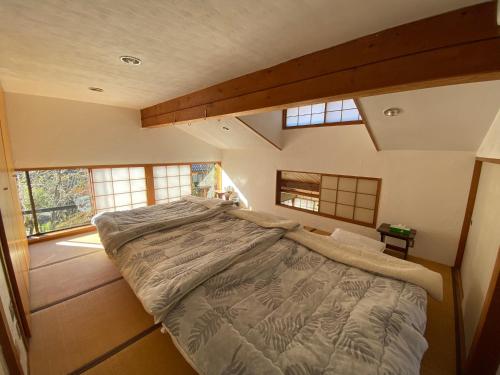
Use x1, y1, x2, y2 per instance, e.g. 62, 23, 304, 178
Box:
383, 107, 402, 117
221, 126, 230, 131
88, 87, 104, 92
120, 56, 142, 65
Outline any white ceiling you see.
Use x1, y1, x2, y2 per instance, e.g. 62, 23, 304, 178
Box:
176, 117, 277, 150
359, 81, 500, 151
206, 80, 499, 152
0, 0, 486, 109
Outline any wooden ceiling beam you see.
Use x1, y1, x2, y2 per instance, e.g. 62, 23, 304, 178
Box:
141, 2, 500, 128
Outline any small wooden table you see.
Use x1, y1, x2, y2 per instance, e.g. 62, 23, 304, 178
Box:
377, 223, 416, 260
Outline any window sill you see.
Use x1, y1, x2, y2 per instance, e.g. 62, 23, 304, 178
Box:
27, 225, 96, 245
283, 120, 363, 130
276, 203, 376, 228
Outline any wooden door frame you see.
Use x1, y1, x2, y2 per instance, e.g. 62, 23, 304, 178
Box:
464, 248, 500, 375
455, 159, 482, 269
0, 294, 23, 375
0, 211, 30, 342
0, 211, 26, 374
453, 158, 500, 375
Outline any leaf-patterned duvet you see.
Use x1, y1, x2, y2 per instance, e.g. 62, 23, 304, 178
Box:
163, 238, 428, 375
111, 206, 286, 323
100, 201, 428, 375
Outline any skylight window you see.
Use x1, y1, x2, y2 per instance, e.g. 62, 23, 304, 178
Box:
284, 99, 362, 128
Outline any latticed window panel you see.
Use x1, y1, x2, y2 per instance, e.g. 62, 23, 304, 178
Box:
285, 99, 362, 128
277, 170, 380, 227
91, 167, 147, 213
153, 165, 192, 204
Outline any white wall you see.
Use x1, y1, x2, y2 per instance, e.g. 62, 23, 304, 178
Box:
460, 162, 500, 354
477, 109, 500, 159
4, 93, 221, 168
5, 93, 479, 266
222, 124, 475, 265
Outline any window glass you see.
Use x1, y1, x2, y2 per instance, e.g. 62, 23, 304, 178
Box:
15, 162, 220, 235
191, 163, 218, 198
15, 172, 35, 236
153, 162, 219, 202
285, 99, 362, 128
278, 171, 320, 213
16, 169, 93, 234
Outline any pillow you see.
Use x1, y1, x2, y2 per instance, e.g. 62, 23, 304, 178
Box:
330, 228, 385, 253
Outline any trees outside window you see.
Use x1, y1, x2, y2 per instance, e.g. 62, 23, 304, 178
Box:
16, 169, 92, 235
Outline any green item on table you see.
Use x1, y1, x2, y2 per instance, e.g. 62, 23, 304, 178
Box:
389, 224, 411, 235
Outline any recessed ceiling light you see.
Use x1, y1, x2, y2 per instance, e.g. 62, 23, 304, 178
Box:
88, 87, 104, 92
221, 126, 230, 131
120, 56, 142, 65
383, 107, 402, 117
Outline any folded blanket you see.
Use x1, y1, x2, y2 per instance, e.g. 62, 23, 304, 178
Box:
228, 209, 300, 230
93, 198, 233, 254
286, 228, 443, 301
228, 209, 443, 301
330, 228, 386, 253
184, 195, 234, 209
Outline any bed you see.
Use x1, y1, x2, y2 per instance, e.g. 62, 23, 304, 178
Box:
93, 197, 442, 375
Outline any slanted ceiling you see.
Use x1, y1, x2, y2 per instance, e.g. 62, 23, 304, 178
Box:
0, 0, 486, 109
183, 80, 500, 152
175, 118, 278, 150
360, 80, 500, 151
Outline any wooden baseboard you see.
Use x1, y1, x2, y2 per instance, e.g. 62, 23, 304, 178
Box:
28, 225, 96, 245
452, 267, 466, 375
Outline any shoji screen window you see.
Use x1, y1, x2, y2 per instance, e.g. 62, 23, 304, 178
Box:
319, 175, 380, 226
153, 165, 191, 204
277, 170, 381, 227
91, 167, 147, 213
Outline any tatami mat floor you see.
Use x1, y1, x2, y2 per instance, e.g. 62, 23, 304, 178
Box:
29, 230, 455, 375
28, 232, 194, 375
85, 329, 196, 375
409, 255, 456, 375
30, 233, 103, 269
30, 251, 121, 311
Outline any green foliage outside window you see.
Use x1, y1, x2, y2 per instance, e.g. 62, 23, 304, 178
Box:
16, 169, 93, 235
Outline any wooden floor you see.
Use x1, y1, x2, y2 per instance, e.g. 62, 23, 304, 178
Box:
29, 230, 456, 375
